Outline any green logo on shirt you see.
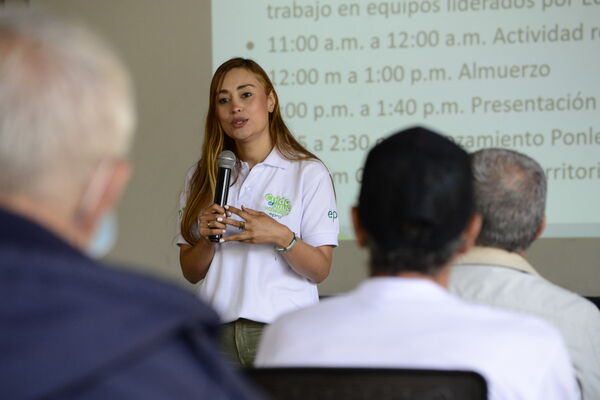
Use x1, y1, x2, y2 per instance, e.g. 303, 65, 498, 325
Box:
264, 194, 292, 219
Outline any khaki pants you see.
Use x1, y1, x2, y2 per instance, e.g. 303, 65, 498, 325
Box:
219, 318, 266, 368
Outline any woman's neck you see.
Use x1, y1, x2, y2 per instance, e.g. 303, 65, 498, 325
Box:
236, 135, 273, 169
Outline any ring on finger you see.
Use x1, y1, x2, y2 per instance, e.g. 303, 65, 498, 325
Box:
239, 221, 246, 231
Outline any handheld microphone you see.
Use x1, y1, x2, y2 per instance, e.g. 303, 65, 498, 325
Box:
208, 150, 236, 242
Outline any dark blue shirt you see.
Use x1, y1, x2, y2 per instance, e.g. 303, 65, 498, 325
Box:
0, 209, 258, 399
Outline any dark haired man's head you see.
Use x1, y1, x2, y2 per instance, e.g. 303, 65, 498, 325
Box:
471, 148, 547, 253
353, 127, 478, 278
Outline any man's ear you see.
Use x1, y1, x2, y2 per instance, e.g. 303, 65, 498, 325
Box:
76, 159, 131, 238
99, 160, 131, 217
351, 207, 368, 248
457, 213, 482, 255
534, 216, 546, 241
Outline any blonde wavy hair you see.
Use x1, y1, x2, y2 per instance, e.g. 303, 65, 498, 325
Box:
180, 58, 318, 244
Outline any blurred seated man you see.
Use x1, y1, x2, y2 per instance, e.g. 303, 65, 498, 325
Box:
448, 148, 600, 399
0, 7, 256, 400
255, 127, 579, 400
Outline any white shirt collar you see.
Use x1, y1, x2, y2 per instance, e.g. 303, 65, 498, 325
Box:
237, 147, 291, 174
260, 148, 293, 170
454, 246, 541, 276
353, 277, 451, 303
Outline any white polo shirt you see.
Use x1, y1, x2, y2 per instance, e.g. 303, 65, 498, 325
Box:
177, 149, 339, 323
256, 277, 579, 400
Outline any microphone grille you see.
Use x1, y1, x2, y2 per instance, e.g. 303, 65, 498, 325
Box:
217, 150, 236, 169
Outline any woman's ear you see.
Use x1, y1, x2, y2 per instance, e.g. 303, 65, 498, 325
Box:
267, 90, 276, 113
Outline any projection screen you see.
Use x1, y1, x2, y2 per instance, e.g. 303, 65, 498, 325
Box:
212, 0, 600, 239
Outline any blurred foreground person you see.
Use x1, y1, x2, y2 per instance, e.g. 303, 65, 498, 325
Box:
256, 127, 579, 400
0, 7, 257, 400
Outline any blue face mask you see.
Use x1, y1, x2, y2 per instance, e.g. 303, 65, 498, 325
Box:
86, 213, 118, 259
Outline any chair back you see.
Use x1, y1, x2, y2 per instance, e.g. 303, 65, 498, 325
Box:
246, 367, 487, 400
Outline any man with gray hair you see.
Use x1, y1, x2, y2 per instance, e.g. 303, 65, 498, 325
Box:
449, 148, 600, 399
0, 7, 256, 399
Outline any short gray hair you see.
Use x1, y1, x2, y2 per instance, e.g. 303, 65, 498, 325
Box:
471, 148, 546, 252
0, 7, 135, 199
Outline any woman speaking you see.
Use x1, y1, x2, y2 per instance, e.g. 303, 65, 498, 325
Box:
177, 58, 339, 367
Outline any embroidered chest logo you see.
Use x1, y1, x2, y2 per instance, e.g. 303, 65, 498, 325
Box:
264, 193, 292, 219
